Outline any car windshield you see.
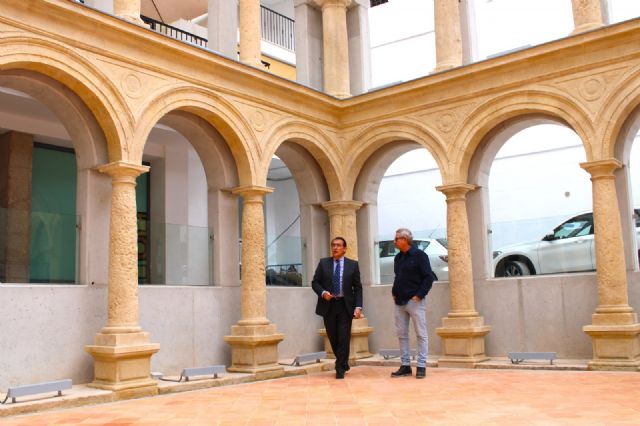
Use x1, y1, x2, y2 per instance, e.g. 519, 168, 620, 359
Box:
552, 214, 593, 239
436, 238, 448, 249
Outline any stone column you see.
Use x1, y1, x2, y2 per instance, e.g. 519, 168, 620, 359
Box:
0, 131, 33, 283
316, 0, 352, 98
208, 0, 240, 59
321, 200, 363, 259
113, 0, 144, 25
435, 183, 490, 368
580, 159, 640, 371
571, 0, 605, 35
433, 0, 463, 72
85, 161, 159, 395
239, 0, 262, 68
224, 186, 284, 378
320, 199, 372, 360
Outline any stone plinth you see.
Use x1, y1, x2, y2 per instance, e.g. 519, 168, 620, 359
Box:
85, 331, 159, 396
319, 316, 374, 361
224, 323, 285, 378
436, 316, 491, 368
584, 312, 640, 371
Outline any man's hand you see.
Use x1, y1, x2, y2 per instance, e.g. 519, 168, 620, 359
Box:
411, 295, 422, 302
353, 307, 362, 319
322, 291, 333, 301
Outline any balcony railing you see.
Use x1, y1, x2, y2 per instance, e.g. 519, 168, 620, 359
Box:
140, 15, 208, 48
261, 6, 295, 52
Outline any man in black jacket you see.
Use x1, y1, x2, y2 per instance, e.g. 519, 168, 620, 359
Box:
391, 228, 434, 379
312, 237, 363, 379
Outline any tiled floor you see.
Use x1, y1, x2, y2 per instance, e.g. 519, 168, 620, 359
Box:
3, 366, 640, 425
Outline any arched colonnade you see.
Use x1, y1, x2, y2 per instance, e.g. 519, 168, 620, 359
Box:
2, 15, 640, 394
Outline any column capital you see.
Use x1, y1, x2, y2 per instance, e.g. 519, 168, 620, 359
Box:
313, 0, 353, 9
232, 185, 274, 199
436, 183, 478, 199
98, 161, 149, 180
580, 159, 623, 178
321, 200, 363, 214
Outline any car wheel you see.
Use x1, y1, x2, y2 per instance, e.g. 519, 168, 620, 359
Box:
503, 260, 530, 277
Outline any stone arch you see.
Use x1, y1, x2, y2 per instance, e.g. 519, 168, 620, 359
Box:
345, 120, 447, 285
601, 65, 640, 271
260, 119, 341, 199
0, 35, 132, 162
133, 85, 256, 187
0, 39, 132, 285
453, 89, 594, 183
260, 119, 337, 290
461, 91, 594, 281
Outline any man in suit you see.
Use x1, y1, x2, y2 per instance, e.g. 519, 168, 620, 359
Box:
312, 236, 363, 379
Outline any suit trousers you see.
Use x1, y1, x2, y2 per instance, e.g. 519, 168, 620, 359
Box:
324, 298, 352, 372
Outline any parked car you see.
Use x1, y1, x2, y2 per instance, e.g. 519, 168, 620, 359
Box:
378, 238, 449, 283
493, 209, 640, 277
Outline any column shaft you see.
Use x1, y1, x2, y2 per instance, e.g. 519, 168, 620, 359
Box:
113, 0, 144, 24
571, 0, 605, 34
442, 184, 477, 316
236, 186, 271, 325
318, 0, 351, 98
581, 160, 632, 316
239, 0, 262, 68
100, 161, 148, 333
321, 200, 362, 260
434, 0, 463, 72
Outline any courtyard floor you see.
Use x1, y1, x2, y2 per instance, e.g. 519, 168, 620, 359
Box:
3, 365, 640, 425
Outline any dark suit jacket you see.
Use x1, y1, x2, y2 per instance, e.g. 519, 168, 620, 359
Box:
312, 256, 363, 317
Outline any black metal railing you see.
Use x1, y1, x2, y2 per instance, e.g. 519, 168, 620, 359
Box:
260, 6, 295, 51
140, 15, 208, 48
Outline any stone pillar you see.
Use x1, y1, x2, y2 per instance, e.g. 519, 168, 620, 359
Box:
239, 0, 262, 68
347, 0, 371, 95
0, 131, 33, 283
319, 199, 373, 360
208, 0, 239, 59
224, 185, 284, 378
113, 0, 144, 25
571, 0, 606, 34
580, 159, 640, 371
295, 0, 324, 91
321, 200, 363, 260
433, 0, 463, 72
85, 161, 159, 395
316, 0, 352, 98
435, 183, 490, 368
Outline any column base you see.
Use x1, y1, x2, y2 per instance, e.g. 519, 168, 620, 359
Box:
319, 317, 374, 361
84, 331, 160, 393
436, 315, 491, 368
224, 322, 285, 377
584, 321, 640, 371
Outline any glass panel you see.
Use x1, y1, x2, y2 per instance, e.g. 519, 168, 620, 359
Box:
0, 208, 78, 284
375, 227, 448, 284
144, 222, 213, 286
265, 234, 305, 286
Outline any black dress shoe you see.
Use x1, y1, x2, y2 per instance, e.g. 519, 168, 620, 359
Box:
416, 367, 426, 379
343, 364, 351, 372
336, 370, 345, 379
391, 365, 412, 377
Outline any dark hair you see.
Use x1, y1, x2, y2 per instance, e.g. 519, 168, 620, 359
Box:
332, 236, 347, 248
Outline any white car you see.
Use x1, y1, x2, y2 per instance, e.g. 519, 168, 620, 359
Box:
493, 210, 640, 277
378, 238, 449, 283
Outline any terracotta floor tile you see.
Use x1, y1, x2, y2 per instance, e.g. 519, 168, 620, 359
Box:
3, 367, 640, 425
